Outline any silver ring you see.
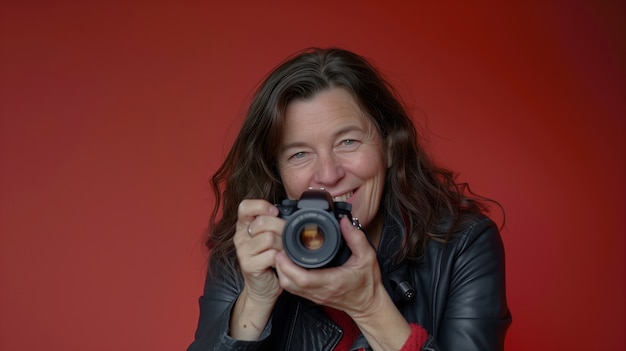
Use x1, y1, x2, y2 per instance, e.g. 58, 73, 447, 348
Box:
247, 225, 253, 237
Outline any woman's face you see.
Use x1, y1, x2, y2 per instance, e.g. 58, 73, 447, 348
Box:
277, 87, 390, 231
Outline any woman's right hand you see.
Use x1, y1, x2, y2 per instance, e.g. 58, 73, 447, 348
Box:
229, 199, 283, 340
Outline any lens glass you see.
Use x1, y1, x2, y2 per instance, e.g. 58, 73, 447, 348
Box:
300, 224, 324, 250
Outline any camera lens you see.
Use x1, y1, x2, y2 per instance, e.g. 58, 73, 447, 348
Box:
300, 224, 324, 250
283, 209, 341, 268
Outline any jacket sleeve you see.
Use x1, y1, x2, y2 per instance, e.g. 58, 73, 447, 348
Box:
435, 217, 511, 350
186, 257, 273, 351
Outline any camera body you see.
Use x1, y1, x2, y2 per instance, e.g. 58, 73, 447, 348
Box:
278, 189, 353, 269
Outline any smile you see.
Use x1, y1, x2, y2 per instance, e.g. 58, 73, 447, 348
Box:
333, 190, 354, 202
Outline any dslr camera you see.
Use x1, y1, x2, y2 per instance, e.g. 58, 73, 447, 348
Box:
277, 189, 355, 269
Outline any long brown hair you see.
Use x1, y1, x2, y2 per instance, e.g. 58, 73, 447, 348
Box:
207, 47, 497, 268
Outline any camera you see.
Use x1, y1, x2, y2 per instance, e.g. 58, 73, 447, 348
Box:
277, 189, 354, 269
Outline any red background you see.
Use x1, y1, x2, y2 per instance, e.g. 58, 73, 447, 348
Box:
1, 1, 624, 350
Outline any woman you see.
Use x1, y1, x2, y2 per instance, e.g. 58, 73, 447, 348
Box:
188, 48, 511, 350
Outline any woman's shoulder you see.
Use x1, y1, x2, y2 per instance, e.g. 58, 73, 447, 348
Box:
419, 212, 506, 288
432, 211, 503, 253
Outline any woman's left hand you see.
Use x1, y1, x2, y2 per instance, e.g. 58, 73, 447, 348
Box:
274, 216, 384, 320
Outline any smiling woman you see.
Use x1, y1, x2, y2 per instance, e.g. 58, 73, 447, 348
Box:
187, 47, 511, 351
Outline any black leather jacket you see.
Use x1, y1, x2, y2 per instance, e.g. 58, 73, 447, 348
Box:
187, 211, 511, 350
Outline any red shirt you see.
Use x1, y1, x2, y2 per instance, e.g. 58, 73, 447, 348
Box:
323, 306, 428, 350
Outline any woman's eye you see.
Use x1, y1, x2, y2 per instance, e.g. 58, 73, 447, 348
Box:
342, 139, 359, 147
290, 151, 307, 159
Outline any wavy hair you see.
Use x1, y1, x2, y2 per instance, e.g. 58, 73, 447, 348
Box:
207, 47, 498, 268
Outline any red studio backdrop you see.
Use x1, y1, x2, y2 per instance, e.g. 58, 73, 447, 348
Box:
0, 1, 624, 350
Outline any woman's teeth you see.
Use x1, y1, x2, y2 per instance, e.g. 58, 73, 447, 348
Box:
333, 191, 353, 202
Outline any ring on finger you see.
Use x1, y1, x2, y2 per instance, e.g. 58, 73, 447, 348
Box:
247, 224, 253, 237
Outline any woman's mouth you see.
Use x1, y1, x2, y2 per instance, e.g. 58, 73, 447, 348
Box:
333, 190, 354, 202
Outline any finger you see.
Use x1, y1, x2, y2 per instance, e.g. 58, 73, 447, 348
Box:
236, 199, 279, 234
238, 199, 279, 221
237, 235, 281, 280
340, 217, 374, 258
275, 251, 346, 307
241, 248, 280, 274
247, 216, 285, 240
235, 217, 285, 262
256, 228, 283, 252
275, 251, 334, 288
275, 251, 304, 289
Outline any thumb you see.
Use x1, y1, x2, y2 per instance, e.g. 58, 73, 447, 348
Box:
340, 217, 371, 254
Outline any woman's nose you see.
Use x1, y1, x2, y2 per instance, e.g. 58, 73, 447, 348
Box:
312, 153, 345, 186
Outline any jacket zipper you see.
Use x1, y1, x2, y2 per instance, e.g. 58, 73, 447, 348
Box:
285, 300, 299, 348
